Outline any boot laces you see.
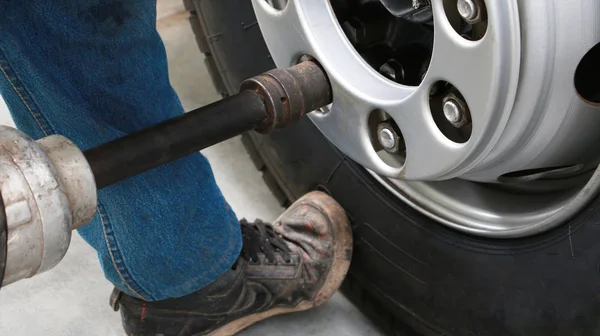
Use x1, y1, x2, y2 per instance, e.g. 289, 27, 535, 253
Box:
241, 219, 293, 265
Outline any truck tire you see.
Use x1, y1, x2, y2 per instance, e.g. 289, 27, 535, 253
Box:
186, 0, 600, 334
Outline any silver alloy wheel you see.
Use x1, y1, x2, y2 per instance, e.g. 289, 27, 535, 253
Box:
252, 0, 600, 237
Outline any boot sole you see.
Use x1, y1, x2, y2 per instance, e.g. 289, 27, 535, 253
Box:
206, 191, 353, 336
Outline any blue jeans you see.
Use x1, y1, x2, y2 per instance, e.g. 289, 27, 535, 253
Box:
0, 0, 242, 301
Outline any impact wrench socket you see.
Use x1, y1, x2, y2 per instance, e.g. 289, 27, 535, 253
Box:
0, 61, 332, 289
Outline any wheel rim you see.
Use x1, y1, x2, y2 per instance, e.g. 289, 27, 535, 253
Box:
253, 0, 600, 237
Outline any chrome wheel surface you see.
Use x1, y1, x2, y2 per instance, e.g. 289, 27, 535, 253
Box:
253, 0, 600, 237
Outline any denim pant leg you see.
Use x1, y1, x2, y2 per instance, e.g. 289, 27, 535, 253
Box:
0, 0, 242, 301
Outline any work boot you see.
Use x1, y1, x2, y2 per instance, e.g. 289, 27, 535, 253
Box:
111, 191, 353, 336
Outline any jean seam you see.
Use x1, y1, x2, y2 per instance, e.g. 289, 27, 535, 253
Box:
97, 203, 150, 301
0, 48, 53, 136
155, 201, 239, 295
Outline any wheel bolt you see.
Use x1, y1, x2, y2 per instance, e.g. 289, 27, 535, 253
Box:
442, 95, 470, 128
457, 0, 480, 23
377, 122, 404, 153
443, 99, 462, 123
379, 59, 405, 83
412, 0, 425, 9
378, 128, 396, 150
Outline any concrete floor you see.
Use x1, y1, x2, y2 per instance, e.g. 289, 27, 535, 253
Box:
0, 1, 383, 335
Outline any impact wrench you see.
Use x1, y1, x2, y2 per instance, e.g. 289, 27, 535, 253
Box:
0, 61, 332, 289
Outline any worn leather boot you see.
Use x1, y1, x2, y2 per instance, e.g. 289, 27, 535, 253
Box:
111, 191, 353, 336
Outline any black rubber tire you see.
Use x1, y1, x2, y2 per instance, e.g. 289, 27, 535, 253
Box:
187, 1, 600, 335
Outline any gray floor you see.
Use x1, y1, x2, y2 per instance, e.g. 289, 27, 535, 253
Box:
0, 1, 383, 335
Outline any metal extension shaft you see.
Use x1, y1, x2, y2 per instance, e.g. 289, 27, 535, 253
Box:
85, 91, 267, 189
84, 61, 332, 189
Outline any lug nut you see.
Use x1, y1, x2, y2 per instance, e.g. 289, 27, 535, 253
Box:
412, 0, 425, 9
377, 122, 404, 154
442, 95, 470, 128
379, 128, 396, 150
457, 0, 480, 23
341, 18, 388, 47
341, 20, 362, 46
379, 59, 405, 83
443, 99, 462, 123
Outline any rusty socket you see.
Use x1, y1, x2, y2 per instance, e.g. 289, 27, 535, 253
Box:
240, 61, 332, 133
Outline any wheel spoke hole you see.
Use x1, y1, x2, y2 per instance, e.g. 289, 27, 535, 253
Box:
265, 0, 288, 11
575, 41, 600, 105
442, 0, 487, 41
429, 81, 472, 143
369, 109, 405, 169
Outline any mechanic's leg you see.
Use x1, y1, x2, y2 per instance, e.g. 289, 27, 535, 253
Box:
0, 0, 241, 301
0, 2, 352, 335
